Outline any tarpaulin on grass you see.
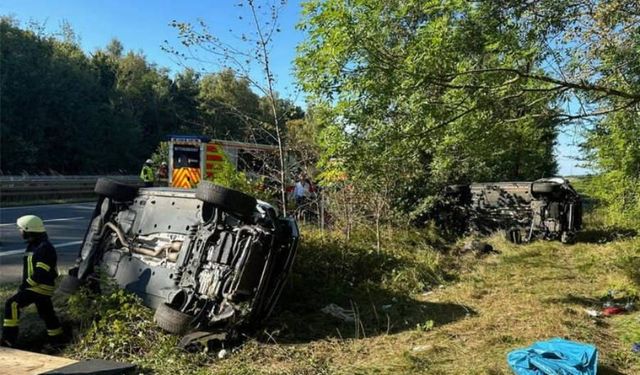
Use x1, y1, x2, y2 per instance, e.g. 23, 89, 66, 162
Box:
507, 338, 598, 375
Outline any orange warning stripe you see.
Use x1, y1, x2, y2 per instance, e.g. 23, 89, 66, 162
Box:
172, 167, 201, 188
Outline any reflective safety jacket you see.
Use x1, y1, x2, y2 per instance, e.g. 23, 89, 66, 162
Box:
140, 165, 155, 183
21, 238, 58, 296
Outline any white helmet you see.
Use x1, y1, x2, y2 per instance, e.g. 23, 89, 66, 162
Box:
145, 159, 153, 164
17, 215, 46, 233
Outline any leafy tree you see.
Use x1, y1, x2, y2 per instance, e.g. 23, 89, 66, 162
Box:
168, 0, 297, 214
170, 68, 202, 133
0, 18, 301, 179
296, 0, 562, 221
198, 69, 262, 140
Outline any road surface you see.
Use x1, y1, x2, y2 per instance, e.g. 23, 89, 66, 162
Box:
0, 202, 95, 283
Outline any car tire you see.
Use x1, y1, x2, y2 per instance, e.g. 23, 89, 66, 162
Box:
531, 182, 559, 195
57, 275, 81, 294
153, 303, 193, 335
196, 181, 257, 220
94, 178, 138, 202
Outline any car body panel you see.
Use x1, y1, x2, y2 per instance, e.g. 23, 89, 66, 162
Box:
441, 177, 582, 243
66, 180, 299, 339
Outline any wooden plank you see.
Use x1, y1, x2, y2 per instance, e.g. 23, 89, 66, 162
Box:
0, 347, 77, 375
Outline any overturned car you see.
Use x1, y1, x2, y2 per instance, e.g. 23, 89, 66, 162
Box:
60, 178, 298, 346
440, 177, 582, 244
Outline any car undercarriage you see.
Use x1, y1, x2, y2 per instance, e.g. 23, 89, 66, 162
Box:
59, 178, 298, 348
439, 177, 582, 244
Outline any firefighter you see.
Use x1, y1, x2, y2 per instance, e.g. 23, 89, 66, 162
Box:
1, 215, 63, 348
140, 159, 155, 187
157, 161, 168, 180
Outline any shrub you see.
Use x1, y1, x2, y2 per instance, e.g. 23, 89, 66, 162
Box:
64, 283, 210, 374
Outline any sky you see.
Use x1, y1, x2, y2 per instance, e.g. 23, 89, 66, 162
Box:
1, 0, 590, 176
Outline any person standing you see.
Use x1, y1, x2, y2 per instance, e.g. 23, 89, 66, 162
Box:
293, 175, 311, 208
140, 159, 155, 187
1, 215, 63, 347
157, 161, 168, 180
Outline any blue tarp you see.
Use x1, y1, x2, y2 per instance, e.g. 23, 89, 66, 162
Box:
507, 338, 598, 375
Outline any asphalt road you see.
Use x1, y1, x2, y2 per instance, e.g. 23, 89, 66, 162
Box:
0, 202, 96, 283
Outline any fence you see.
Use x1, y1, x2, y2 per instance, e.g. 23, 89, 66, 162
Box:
0, 176, 142, 203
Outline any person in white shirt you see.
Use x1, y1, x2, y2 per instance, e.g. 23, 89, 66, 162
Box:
294, 176, 311, 207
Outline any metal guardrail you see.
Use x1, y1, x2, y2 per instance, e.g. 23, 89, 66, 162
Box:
0, 176, 143, 202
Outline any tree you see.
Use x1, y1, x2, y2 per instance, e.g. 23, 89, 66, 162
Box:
197, 69, 262, 139
296, 0, 563, 221
0, 20, 189, 174
167, 0, 294, 213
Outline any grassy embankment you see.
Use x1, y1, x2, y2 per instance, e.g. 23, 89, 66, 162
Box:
1, 215, 638, 374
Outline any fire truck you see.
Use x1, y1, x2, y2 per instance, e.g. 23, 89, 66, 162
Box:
167, 135, 280, 188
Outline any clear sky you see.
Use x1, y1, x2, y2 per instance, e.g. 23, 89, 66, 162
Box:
0, 0, 589, 176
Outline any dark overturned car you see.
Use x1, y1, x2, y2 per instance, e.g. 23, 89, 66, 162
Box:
439, 177, 582, 244
59, 178, 299, 347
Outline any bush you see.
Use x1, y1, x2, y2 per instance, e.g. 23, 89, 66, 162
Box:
615, 238, 640, 288
272, 226, 448, 339
64, 283, 210, 374
575, 174, 640, 230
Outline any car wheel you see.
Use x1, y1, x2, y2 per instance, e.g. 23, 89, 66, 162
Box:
57, 275, 81, 294
94, 178, 138, 202
195, 181, 257, 220
531, 182, 559, 195
153, 303, 193, 335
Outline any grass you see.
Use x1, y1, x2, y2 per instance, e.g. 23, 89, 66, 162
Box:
1, 219, 639, 374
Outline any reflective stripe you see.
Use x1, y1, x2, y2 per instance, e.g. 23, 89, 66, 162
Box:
3, 319, 18, 327
47, 327, 63, 336
36, 262, 51, 272
26, 277, 37, 286
34, 283, 55, 291
27, 255, 34, 279
4, 302, 19, 327
27, 286, 54, 296
141, 166, 154, 182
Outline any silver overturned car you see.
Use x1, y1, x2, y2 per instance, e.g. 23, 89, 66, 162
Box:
441, 177, 582, 244
60, 178, 298, 346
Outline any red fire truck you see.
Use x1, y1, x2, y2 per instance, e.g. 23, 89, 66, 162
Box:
167, 135, 280, 188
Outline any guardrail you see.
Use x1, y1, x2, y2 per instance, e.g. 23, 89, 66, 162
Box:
0, 176, 143, 203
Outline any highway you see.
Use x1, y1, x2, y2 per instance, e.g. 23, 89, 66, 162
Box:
0, 202, 96, 283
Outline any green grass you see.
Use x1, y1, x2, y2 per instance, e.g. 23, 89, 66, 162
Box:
1, 221, 639, 374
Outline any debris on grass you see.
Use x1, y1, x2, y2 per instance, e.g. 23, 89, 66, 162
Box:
320, 303, 356, 323
217, 349, 228, 359
507, 338, 598, 375
603, 306, 627, 316
584, 308, 602, 318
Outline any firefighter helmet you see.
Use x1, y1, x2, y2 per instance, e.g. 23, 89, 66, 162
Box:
17, 215, 46, 233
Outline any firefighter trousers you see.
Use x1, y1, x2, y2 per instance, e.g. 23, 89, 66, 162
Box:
2, 289, 62, 345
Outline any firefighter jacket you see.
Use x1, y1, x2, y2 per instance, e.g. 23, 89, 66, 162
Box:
140, 165, 155, 182
21, 237, 58, 296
